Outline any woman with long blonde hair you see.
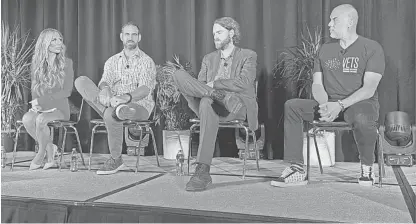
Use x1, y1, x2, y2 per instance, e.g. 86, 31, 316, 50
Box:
22, 28, 74, 170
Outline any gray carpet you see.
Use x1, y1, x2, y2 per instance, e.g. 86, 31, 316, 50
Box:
2, 152, 415, 223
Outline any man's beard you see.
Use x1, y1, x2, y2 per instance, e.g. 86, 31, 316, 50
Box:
124, 41, 138, 50
215, 36, 231, 50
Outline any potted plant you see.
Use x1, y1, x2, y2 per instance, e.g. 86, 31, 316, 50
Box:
273, 26, 335, 167
273, 26, 322, 98
155, 55, 197, 159
1, 21, 35, 152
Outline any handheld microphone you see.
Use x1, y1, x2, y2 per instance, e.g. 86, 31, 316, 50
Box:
126, 64, 130, 69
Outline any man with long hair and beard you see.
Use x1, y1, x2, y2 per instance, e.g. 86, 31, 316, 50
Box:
22, 28, 74, 170
75, 22, 156, 175
172, 17, 258, 191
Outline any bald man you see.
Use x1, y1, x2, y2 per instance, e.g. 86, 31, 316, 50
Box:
272, 4, 385, 187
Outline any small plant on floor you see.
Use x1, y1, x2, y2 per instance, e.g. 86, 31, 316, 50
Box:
155, 55, 197, 131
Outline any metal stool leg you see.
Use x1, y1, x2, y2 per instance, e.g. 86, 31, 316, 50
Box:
135, 126, 143, 173
377, 130, 384, 188
11, 125, 23, 171
73, 127, 86, 167
252, 131, 259, 171
59, 127, 67, 171
89, 125, 98, 171
306, 124, 311, 182
242, 126, 250, 179
312, 130, 324, 174
149, 126, 159, 167
188, 124, 197, 175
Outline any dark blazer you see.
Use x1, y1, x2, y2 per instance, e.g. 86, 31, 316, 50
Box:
197, 47, 258, 130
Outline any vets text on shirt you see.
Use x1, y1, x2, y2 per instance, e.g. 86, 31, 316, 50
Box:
342, 57, 359, 73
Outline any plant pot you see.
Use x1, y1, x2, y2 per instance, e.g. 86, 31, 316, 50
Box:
162, 130, 190, 160
1, 131, 16, 152
302, 130, 335, 167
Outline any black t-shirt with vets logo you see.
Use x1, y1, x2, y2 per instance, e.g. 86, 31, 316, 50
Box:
313, 36, 385, 102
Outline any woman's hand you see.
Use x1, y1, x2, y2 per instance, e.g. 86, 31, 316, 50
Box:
30, 98, 39, 106
29, 99, 42, 112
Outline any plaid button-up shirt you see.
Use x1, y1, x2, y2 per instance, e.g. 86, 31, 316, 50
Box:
99, 49, 156, 115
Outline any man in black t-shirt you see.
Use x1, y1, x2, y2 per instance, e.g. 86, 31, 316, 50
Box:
272, 4, 385, 187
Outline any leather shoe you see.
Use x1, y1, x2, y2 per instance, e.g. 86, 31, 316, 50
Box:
185, 163, 212, 191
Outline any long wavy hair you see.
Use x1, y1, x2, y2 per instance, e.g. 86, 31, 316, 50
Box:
214, 17, 241, 44
31, 28, 66, 96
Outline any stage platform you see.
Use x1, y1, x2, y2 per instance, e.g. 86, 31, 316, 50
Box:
2, 152, 416, 223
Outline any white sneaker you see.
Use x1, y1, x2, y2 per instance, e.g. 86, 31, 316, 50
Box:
114, 104, 136, 120
271, 165, 307, 187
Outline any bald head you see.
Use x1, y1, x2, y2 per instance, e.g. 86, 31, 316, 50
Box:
333, 4, 358, 27
328, 4, 358, 39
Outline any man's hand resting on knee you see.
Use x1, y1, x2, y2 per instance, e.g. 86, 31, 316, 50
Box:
98, 87, 113, 106
110, 95, 130, 108
318, 102, 342, 122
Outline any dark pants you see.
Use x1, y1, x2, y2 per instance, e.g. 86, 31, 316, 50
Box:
172, 70, 246, 165
284, 98, 379, 166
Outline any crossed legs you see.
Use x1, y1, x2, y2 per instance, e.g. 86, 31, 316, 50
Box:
75, 76, 148, 174
172, 70, 246, 165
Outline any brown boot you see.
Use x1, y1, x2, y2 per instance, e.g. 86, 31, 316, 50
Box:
185, 163, 212, 191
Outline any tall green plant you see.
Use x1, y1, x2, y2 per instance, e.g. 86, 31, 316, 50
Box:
273, 26, 323, 99
1, 21, 35, 133
155, 55, 197, 130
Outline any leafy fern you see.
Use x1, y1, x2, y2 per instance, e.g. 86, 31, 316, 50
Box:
273, 26, 322, 99
155, 55, 196, 130
1, 21, 35, 133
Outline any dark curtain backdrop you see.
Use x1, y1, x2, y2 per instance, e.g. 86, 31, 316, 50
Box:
2, 0, 415, 160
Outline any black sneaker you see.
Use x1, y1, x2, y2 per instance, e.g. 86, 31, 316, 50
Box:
185, 163, 212, 192
358, 164, 374, 186
96, 156, 126, 175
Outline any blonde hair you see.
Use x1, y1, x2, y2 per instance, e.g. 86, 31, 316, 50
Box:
31, 28, 66, 96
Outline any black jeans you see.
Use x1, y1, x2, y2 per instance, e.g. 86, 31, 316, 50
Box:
283, 98, 379, 166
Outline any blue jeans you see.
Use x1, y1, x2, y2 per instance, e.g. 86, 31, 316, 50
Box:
284, 98, 379, 166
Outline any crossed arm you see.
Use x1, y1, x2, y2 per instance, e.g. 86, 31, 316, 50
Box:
214, 52, 257, 93
98, 60, 156, 107
198, 52, 257, 93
